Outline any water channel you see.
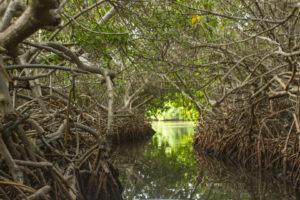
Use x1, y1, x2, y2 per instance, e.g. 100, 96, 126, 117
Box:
112, 121, 300, 200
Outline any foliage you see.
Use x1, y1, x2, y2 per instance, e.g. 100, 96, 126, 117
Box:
146, 93, 199, 121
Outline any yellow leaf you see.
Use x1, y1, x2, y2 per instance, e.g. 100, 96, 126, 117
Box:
191, 15, 203, 25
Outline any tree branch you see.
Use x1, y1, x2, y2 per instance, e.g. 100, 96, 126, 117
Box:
0, 0, 61, 53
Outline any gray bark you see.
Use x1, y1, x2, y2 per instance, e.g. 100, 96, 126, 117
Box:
104, 72, 114, 136
0, 0, 60, 53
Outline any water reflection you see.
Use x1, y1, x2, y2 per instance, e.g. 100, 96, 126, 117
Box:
112, 121, 298, 200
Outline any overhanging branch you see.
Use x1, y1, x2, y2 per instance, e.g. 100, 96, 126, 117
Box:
0, 0, 61, 53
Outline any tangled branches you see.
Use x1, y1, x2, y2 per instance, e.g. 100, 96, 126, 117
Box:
194, 0, 300, 186
0, 93, 124, 199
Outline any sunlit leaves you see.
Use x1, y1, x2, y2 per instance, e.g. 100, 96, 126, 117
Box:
146, 93, 199, 121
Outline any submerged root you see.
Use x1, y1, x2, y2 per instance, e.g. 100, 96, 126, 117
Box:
76, 148, 123, 200
195, 94, 300, 187
0, 95, 123, 199
195, 154, 300, 199
108, 113, 155, 144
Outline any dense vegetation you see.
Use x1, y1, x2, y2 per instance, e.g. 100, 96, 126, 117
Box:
0, 0, 300, 199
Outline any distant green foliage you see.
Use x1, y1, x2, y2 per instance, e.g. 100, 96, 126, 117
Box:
146, 93, 199, 121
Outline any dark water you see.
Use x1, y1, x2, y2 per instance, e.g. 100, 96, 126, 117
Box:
112, 121, 299, 200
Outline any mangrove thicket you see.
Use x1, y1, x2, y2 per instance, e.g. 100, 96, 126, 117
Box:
0, 0, 300, 199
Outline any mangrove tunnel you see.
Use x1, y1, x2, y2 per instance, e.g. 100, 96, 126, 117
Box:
1, 0, 300, 199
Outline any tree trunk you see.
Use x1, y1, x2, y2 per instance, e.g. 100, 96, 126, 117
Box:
104, 72, 114, 136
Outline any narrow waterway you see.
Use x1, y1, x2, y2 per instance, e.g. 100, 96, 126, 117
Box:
112, 121, 300, 200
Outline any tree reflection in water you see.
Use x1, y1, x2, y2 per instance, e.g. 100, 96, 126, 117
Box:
111, 121, 299, 200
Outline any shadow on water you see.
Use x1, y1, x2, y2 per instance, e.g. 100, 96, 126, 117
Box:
111, 121, 300, 200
